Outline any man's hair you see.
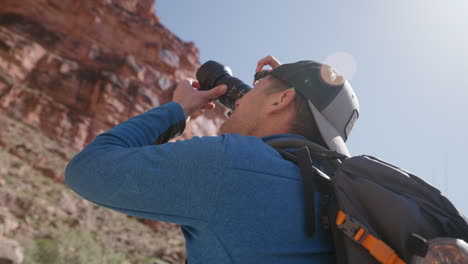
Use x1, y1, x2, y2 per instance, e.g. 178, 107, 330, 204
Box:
266, 76, 326, 147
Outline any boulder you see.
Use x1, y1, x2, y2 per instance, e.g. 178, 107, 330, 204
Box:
0, 237, 23, 264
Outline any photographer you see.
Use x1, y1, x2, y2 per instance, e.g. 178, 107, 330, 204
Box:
65, 55, 359, 263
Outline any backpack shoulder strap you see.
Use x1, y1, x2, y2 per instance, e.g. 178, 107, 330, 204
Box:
266, 138, 346, 174
266, 138, 348, 160
264, 138, 345, 236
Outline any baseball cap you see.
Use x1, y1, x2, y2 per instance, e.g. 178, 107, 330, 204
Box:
268, 60, 359, 156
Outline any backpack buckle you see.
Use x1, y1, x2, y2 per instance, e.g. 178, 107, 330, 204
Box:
336, 210, 369, 243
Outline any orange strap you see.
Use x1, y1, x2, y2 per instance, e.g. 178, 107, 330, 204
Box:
336, 211, 406, 264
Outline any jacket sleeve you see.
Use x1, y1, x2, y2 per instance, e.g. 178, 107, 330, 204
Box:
65, 102, 226, 226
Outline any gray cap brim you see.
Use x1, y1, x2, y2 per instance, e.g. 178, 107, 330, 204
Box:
307, 100, 351, 156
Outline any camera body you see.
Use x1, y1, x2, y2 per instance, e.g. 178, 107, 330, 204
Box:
196, 61, 252, 111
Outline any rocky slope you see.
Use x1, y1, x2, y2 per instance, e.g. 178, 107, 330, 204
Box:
0, 0, 226, 263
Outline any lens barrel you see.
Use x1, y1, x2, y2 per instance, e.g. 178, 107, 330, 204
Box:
196, 61, 251, 111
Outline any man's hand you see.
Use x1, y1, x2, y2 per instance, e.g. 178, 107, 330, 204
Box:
256, 55, 281, 72
173, 79, 227, 119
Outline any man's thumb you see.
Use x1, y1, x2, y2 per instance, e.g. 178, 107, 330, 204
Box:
204, 85, 228, 99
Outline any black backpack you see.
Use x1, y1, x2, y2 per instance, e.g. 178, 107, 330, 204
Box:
267, 138, 468, 264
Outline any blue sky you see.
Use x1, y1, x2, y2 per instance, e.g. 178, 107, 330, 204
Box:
155, 1, 468, 214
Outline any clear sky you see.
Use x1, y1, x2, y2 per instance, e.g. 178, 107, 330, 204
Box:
155, 1, 468, 214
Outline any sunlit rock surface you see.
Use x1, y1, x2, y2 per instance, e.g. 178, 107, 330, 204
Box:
0, 0, 226, 262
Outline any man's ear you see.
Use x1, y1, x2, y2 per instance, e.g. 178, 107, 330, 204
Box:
268, 88, 296, 113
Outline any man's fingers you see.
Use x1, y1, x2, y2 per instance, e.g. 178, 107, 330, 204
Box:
181, 79, 192, 87
201, 102, 216, 110
201, 84, 227, 100
256, 60, 266, 72
256, 55, 281, 72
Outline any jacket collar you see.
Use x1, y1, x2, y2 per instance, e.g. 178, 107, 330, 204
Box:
261, 133, 310, 144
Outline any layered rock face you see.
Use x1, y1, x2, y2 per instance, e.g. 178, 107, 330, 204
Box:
0, 0, 226, 263
0, 0, 225, 155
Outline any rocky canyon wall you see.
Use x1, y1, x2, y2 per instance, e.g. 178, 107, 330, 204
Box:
0, 0, 224, 263
0, 0, 224, 156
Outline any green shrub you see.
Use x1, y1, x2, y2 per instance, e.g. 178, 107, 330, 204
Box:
23, 224, 126, 264
24, 238, 60, 264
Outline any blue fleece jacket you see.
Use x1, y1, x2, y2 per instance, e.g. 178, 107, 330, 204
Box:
65, 102, 334, 264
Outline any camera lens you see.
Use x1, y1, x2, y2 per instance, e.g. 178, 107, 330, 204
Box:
196, 61, 252, 111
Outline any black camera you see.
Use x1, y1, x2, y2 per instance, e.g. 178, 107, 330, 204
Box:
196, 61, 252, 111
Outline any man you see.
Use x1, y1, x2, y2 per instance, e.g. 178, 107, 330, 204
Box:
65, 55, 360, 263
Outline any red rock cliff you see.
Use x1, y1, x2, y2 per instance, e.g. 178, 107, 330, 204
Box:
0, 0, 226, 180
0, 1, 225, 262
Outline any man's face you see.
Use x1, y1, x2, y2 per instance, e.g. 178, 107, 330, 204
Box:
219, 76, 275, 136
